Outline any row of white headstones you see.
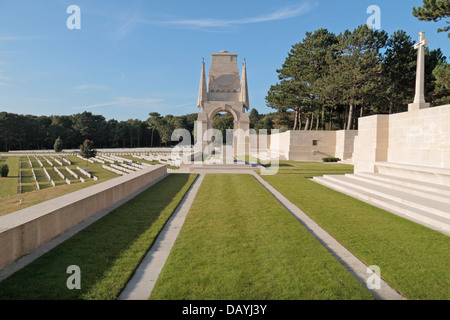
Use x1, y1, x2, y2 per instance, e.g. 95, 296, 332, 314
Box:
20, 155, 97, 194
76, 154, 151, 176
76, 153, 182, 176
16, 151, 183, 194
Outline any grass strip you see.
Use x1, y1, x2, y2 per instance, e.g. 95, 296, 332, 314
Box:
150, 174, 373, 300
0, 173, 197, 300
261, 162, 450, 300
0, 157, 19, 197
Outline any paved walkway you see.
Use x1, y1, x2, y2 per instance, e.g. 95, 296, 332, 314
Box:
118, 173, 205, 300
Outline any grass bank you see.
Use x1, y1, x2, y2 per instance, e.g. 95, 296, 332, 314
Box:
0, 173, 197, 300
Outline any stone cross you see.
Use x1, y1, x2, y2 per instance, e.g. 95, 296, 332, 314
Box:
409, 32, 430, 111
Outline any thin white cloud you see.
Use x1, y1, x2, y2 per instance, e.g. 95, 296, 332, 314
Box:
0, 35, 42, 41
159, 2, 318, 29
0, 70, 13, 86
0, 70, 8, 80
114, 13, 141, 40
76, 84, 110, 91
77, 97, 163, 110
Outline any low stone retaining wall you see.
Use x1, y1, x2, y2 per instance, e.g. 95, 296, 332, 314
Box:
0, 165, 167, 268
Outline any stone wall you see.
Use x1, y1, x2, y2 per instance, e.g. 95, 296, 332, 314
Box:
269, 130, 357, 161
0, 165, 167, 268
353, 104, 450, 173
335, 130, 359, 160
387, 104, 450, 167
353, 115, 390, 173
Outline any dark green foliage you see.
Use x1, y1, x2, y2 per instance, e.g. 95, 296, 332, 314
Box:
147, 112, 197, 147
0, 164, 8, 177
79, 140, 97, 166
249, 108, 261, 129
53, 136, 63, 152
266, 29, 338, 131
432, 62, 450, 104
322, 157, 341, 162
382, 30, 416, 114
212, 113, 234, 143
413, 0, 450, 37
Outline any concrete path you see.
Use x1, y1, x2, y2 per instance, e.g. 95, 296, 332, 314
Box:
251, 172, 406, 300
118, 173, 205, 300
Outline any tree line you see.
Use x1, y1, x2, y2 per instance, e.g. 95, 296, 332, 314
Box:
0, 108, 295, 152
266, 25, 449, 131
0, 111, 199, 152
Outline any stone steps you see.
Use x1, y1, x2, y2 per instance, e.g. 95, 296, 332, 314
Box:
357, 173, 450, 197
351, 173, 450, 204
374, 162, 450, 186
312, 174, 450, 236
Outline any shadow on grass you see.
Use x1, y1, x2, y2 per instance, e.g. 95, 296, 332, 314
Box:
21, 185, 35, 193
0, 174, 195, 300
278, 163, 294, 167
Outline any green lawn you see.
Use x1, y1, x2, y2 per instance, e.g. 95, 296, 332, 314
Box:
0, 173, 197, 300
29, 158, 51, 190
261, 162, 450, 300
41, 159, 65, 186
150, 174, 373, 300
20, 158, 36, 194
66, 156, 120, 181
0, 155, 136, 216
0, 157, 19, 197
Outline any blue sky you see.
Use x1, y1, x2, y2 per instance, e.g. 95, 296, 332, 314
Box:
0, 0, 448, 121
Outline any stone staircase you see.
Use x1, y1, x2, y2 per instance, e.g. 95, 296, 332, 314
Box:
313, 172, 450, 236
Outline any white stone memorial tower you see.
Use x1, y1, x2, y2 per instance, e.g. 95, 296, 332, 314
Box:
195, 51, 250, 159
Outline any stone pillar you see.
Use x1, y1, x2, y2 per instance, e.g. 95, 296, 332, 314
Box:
335, 130, 358, 160
353, 115, 389, 173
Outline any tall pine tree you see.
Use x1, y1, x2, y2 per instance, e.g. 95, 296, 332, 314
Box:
413, 0, 450, 37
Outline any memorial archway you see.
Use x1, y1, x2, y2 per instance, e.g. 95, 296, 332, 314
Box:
195, 51, 250, 160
